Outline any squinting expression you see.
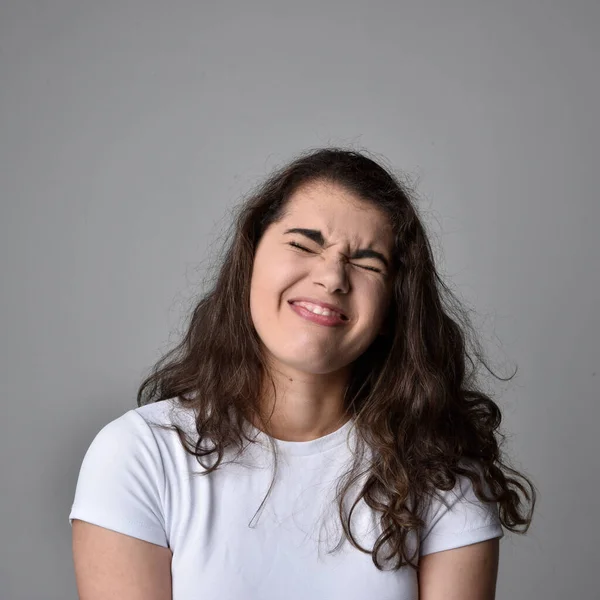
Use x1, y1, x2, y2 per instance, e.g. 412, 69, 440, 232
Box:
249, 179, 395, 376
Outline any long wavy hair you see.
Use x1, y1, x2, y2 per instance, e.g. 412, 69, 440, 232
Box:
138, 147, 536, 571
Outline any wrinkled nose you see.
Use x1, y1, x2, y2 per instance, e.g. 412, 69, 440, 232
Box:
311, 256, 350, 295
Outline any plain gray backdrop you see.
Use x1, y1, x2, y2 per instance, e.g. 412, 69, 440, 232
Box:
1, 1, 598, 598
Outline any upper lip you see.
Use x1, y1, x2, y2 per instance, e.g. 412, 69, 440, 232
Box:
288, 297, 349, 319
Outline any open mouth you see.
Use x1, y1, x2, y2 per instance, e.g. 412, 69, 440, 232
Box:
288, 300, 349, 324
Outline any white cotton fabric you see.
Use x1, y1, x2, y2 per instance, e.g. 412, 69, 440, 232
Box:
69, 398, 503, 600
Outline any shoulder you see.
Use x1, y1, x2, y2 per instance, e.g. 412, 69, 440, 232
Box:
419, 463, 503, 557
72, 397, 193, 489
107, 397, 197, 446
69, 397, 196, 548
81, 399, 184, 460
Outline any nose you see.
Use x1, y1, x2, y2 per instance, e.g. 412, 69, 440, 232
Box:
310, 255, 350, 295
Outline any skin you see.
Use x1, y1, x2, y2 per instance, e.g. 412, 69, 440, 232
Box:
249, 179, 395, 442
418, 538, 500, 600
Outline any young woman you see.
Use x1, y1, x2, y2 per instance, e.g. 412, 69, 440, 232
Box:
70, 148, 535, 599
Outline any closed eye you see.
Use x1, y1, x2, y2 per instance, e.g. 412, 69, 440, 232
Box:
288, 241, 314, 253
288, 242, 382, 273
359, 265, 383, 273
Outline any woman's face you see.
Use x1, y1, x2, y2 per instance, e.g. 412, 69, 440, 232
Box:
249, 179, 395, 376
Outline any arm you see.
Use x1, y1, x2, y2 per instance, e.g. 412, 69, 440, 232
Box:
72, 520, 173, 600
69, 410, 172, 598
418, 538, 500, 600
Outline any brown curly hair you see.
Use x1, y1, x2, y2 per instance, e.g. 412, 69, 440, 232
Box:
137, 147, 536, 571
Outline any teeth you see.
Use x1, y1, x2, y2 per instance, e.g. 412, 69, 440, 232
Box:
294, 301, 339, 317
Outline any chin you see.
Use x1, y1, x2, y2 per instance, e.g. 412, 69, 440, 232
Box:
274, 352, 349, 376
287, 363, 345, 376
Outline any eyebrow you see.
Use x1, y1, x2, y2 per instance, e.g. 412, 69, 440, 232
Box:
283, 228, 390, 268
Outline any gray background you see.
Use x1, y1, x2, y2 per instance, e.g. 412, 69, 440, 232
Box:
1, 1, 598, 598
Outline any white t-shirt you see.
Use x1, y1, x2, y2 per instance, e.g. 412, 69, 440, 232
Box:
69, 398, 503, 599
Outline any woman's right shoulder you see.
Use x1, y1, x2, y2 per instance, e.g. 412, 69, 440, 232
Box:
68, 398, 196, 548
109, 397, 198, 440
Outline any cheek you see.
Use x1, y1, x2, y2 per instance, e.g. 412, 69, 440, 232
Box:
249, 253, 298, 325
353, 278, 390, 319
252, 250, 299, 298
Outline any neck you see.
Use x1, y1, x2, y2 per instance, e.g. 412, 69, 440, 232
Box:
251, 362, 352, 442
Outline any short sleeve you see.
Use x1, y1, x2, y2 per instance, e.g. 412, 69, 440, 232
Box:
68, 410, 169, 548
419, 471, 504, 556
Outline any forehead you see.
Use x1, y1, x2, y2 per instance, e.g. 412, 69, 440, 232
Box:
280, 180, 393, 244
